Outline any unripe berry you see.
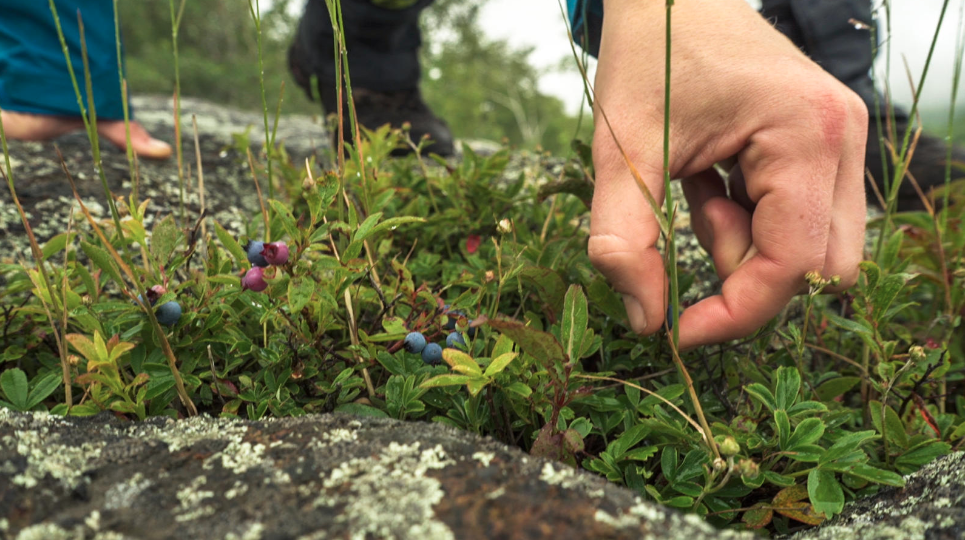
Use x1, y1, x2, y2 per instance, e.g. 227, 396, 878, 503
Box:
421, 343, 443, 365
720, 436, 740, 457
246, 241, 269, 267
262, 241, 289, 266
242, 266, 268, 292
156, 301, 182, 326
404, 332, 427, 354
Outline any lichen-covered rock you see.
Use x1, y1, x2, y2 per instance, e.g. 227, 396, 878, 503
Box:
0, 409, 758, 540
786, 451, 964, 540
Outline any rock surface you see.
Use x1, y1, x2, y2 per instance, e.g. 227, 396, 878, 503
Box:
2, 410, 963, 540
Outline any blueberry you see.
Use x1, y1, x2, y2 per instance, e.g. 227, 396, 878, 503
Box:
242, 266, 268, 292
666, 304, 676, 330
246, 241, 269, 267
262, 241, 290, 266
443, 309, 466, 331
404, 332, 427, 354
421, 343, 443, 365
156, 301, 182, 326
445, 332, 466, 349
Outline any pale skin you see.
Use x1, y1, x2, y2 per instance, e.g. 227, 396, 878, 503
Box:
0, 109, 172, 159
590, 0, 868, 349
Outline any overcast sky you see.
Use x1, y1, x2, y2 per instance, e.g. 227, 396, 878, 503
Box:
477, 0, 965, 117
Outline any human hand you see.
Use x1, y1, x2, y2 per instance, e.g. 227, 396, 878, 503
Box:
589, 0, 868, 349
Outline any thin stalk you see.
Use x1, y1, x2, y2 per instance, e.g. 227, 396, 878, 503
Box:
169, 0, 187, 223
247, 0, 275, 218
662, 0, 679, 346
112, 0, 136, 201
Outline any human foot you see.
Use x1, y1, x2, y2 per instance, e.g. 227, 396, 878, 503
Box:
0, 110, 171, 160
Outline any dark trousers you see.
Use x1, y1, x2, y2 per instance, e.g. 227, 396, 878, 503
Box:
296, 0, 881, 114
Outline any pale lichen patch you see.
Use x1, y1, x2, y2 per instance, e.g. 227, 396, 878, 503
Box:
12, 429, 105, 489
472, 451, 495, 467
204, 441, 267, 474
538, 462, 604, 498
313, 442, 455, 540
175, 476, 215, 522
104, 473, 153, 510
224, 522, 265, 540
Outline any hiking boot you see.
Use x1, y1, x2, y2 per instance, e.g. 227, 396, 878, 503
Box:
865, 114, 965, 212
288, 40, 454, 157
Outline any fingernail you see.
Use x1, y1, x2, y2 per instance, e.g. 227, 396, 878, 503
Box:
622, 294, 647, 333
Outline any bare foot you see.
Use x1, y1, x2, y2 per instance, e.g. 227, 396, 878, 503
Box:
1, 110, 172, 160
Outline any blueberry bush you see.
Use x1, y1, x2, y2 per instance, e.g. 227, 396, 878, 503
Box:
1, 0, 964, 536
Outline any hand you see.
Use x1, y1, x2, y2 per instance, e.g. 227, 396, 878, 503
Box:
589, 0, 868, 349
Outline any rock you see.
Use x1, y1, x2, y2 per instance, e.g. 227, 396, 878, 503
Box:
3, 410, 962, 540
0, 409, 754, 540
785, 451, 965, 540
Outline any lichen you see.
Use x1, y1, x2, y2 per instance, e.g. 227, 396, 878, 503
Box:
313, 441, 455, 540
538, 462, 604, 498
175, 476, 216, 522
104, 473, 153, 510
11, 428, 105, 489
471, 451, 495, 467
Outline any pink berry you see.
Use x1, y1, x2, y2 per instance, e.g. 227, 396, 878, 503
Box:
261, 241, 290, 266
242, 266, 268, 292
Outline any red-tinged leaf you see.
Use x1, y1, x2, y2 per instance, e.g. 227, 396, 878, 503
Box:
772, 483, 809, 505
774, 501, 826, 526
742, 503, 773, 530
913, 393, 941, 437
488, 316, 565, 368
531, 423, 565, 461
466, 234, 481, 254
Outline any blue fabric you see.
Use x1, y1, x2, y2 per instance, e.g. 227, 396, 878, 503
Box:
0, 0, 126, 120
566, 0, 603, 57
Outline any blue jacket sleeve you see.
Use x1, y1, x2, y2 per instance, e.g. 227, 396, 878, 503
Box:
566, 0, 604, 57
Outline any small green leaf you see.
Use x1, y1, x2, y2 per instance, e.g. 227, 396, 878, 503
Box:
859, 260, 881, 292
560, 285, 588, 363
786, 418, 825, 449
80, 241, 124, 286
872, 273, 917, 320
505, 381, 532, 398
488, 316, 565, 368
745, 383, 777, 412
420, 374, 477, 388
150, 214, 181, 264
775, 409, 791, 449
442, 349, 482, 377
0, 368, 29, 410
288, 277, 316, 314
847, 464, 905, 487
808, 469, 844, 519
826, 312, 874, 336
869, 400, 908, 449
214, 221, 247, 266
775, 367, 801, 410
484, 352, 517, 378
821, 431, 877, 464
517, 267, 566, 313
25, 372, 62, 409
816, 377, 860, 401
335, 403, 389, 418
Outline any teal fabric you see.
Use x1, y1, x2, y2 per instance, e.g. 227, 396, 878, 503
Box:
566, 0, 603, 57
0, 0, 127, 120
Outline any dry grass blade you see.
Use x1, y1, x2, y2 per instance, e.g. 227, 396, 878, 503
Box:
575, 374, 706, 437
192, 115, 208, 252
665, 336, 720, 459
343, 288, 375, 396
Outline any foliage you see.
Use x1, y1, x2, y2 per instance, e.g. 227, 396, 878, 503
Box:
2, 0, 964, 537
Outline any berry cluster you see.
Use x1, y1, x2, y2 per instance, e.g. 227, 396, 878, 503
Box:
403, 306, 478, 365
137, 284, 181, 326
242, 240, 290, 292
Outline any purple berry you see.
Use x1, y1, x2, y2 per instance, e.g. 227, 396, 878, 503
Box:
404, 332, 427, 354
445, 332, 466, 349
156, 301, 182, 326
246, 241, 269, 267
262, 241, 290, 266
421, 343, 443, 365
242, 266, 268, 292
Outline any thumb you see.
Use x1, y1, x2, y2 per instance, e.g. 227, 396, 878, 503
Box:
700, 197, 754, 280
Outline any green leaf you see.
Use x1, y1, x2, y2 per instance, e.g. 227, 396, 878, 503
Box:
787, 418, 826, 449
352, 212, 384, 244
25, 372, 62, 409
517, 267, 566, 313
872, 273, 917, 320
816, 377, 861, 401
214, 221, 247, 266
442, 349, 482, 377
586, 276, 627, 326
268, 200, 299, 241
505, 381, 532, 398
763, 471, 796, 487
745, 383, 777, 412
775, 367, 801, 410
775, 409, 791, 449
869, 400, 908, 449
419, 374, 477, 388
608, 424, 651, 460
808, 469, 844, 519
786, 444, 825, 463
786, 401, 829, 417
80, 241, 124, 287
879, 229, 903, 270
355, 216, 424, 243
894, 440, 951, 474
847, 464, 905, 487
488, 317, 565, 368
41, 232, 75, 261
676, 448, 710, 482
859, 260, 881, 293
661, 446, 679, 483
335, 403, 389, 418
0, 368, 29, 410
150, 214, 181, 264
821, 431, 877, 464
826, 312, 874, 336
288, 277, 316, 314
484, 352, 517, 378
560, 285, 588, 363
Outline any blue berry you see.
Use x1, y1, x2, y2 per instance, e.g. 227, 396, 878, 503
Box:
404, 332, 427, 354
156, 301, 182, 326
246, 241, 269, 267
466, 321, 478, 338
421, 343, 443, 365
443, 309, 466, 331
446, 332, 466, 349
666, 304, 676, 330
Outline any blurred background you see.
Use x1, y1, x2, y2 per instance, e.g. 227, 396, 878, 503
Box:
118, 0, 965, 155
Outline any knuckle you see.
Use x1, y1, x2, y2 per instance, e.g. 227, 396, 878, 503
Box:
587, 233, 630, 270
806, 89, 852, 150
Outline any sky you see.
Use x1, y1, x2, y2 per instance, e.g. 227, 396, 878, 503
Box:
477, 0, 965, 117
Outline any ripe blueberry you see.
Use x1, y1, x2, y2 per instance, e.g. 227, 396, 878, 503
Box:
262, 241, 289, 266
246, 241, 269, 267
421, 343, 443, 365
445, 332, 466, 349
156, 301, 182, 326
404, 332, 427, 354
242, 266, 268, 292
